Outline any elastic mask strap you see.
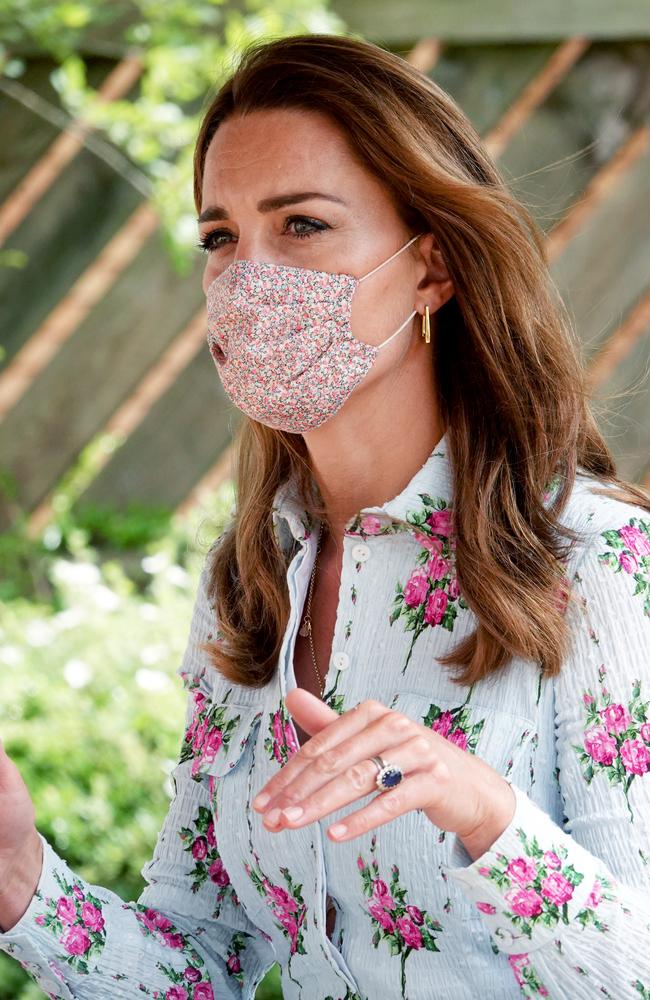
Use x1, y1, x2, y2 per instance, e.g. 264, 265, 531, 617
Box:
358, 232, 425, 283
377, 309, 417, 351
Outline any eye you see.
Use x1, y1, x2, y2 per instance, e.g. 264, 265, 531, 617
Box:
283, 215, 330, 239
196, 229, 233, 253
196, 215, 331, 253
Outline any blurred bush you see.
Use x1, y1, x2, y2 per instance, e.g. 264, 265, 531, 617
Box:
0, 482, 282, 998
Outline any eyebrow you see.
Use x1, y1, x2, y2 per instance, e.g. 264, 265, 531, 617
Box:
197, 191, 347, 224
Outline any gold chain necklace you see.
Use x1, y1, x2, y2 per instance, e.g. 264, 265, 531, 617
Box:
298, 521, 325, 697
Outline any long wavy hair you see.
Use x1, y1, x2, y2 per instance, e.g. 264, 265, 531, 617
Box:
193, 32, 650, 689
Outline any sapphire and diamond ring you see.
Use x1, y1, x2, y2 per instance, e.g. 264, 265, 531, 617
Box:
370, 754, 404, 792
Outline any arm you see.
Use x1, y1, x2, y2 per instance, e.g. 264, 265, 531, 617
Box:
0, 548, 274, 999
443, 511, 650, 998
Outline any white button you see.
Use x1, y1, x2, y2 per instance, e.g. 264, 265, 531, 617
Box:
351, 543, 370, 563
331, 651, 350, 671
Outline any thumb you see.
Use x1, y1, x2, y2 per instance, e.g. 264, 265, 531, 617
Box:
285, 687, 339, 737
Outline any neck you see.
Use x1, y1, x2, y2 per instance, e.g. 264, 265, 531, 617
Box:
302, 337, 445, 541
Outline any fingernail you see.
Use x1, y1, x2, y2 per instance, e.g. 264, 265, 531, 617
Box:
264, 807, 282, 827
253, 792, 270, 810
329, 823, 347, 839
282, 806, 303, 822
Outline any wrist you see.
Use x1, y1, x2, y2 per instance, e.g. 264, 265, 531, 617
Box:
460, 780, 516, 862
0, 829, 43, 932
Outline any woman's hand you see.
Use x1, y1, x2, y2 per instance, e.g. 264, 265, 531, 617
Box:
252, 689, 516, 861
0, 739, 43, 931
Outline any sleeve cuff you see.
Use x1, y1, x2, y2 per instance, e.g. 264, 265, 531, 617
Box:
0, 831, 76, 997
441, 783, 605, 954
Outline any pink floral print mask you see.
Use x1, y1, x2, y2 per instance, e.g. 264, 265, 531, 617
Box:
206, 232, 426, 433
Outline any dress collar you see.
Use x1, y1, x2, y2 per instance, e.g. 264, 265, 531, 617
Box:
271, 431, 453, 545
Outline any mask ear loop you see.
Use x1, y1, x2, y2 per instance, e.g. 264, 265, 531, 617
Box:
358, 232, 426, 283
376, 308, 418, 351
359, 232, 427, 351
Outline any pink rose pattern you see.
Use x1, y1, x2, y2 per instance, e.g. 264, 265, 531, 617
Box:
180, 685, 241, 780
389, 498, 468, 674
358, 834, 443, 1000
507, 953, 550, 997
264, 699, 299, 767
598, 518, 650, 617
477, 826, 584, 940
178, 804, 238, 918
31, 868, 107, 974
244, 852, 306, 983
422, 702, 485, 755
573, 664, 650, 821
127, 902, 248, 996
496, 875, 617, 996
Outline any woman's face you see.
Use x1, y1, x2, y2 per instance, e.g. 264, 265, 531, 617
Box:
198, 107, 447, 352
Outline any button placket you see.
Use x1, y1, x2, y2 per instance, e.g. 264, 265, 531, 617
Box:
351, 542, 370, 564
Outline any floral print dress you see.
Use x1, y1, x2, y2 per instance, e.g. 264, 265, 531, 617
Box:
1, 431, 650, 999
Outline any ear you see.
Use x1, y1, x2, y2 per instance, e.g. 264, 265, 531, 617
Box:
415, 233, 455, 316
284, 687, 339, 737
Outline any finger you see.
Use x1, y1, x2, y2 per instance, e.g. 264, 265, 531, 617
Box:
266, 734, 437, 832
284, 687, 339, 737
326, 771, 444, 842
264, 711, 417, 818
252, 698, 390, 811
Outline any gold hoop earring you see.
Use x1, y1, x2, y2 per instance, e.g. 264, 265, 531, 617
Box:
421, 305, 431, 344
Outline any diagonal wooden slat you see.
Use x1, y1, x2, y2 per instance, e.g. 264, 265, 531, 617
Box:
587, 287, 650, 392
175, 442, 236, 519
589, 312, 650, 484
0, 203, 159, 418
546, 126, 650, 261
548, 132, 650, 360
483, 38, 590, 159
0, 233, 206, 530
26, 306, 209, 534
0, 54, 143, 247
405, 38, 443, 73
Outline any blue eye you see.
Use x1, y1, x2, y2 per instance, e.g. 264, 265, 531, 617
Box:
285, 215, 330, 239
196, 215, 330, 253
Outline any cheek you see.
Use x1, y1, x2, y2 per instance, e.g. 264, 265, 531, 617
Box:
202, 263, 220, 297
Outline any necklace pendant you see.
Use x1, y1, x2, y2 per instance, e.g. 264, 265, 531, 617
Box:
299, 618, 312, 637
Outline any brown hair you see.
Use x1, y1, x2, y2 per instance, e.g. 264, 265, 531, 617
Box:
193, 32, 650, 689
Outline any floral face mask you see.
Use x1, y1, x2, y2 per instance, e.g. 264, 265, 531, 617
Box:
206, 232, 426, 433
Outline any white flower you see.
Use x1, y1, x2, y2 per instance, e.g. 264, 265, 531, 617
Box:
0, 645, 23, 667
53, 608, 86, 631
25, 619, 56, 647
135, 668, 170, 692
91, 585, 121, 612
141, 553, 169, 575
63, 659, 92, 688
51, 560, 101, 587
164, 565, 190, 588
139, 643, 168, 666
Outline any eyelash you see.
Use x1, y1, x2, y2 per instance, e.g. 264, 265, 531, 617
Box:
196, 215, 330, 253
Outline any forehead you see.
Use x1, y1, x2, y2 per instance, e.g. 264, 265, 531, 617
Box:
200, 107, 383, 205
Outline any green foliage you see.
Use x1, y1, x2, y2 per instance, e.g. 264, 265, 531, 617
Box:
0, 0, 347, 271
0, 479, 281, 998
70, 499, 173, 548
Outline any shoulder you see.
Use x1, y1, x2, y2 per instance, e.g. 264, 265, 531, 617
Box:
554, 469, 650, 584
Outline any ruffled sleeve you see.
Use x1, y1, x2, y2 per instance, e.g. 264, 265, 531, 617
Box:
0, 547, 275, 999
443, 504, 650, 997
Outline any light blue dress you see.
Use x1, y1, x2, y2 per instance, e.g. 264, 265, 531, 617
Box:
1, 431, 649, 999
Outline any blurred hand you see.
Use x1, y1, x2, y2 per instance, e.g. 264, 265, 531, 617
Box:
0, 738, 42, 930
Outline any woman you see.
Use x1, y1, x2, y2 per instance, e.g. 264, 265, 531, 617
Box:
1, 32, 649, 1000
